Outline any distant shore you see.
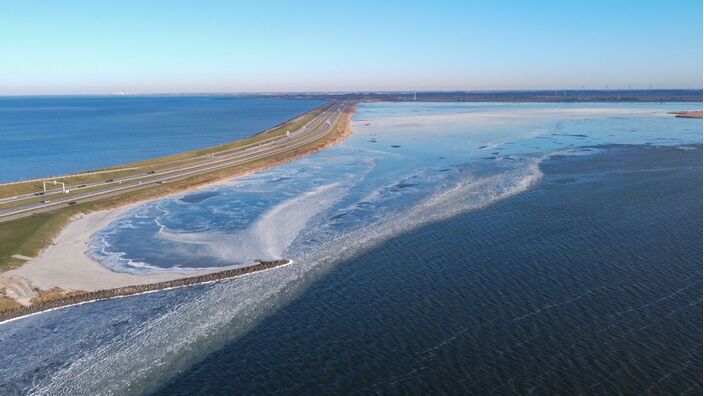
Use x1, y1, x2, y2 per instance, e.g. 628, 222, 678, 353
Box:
277, 89, 703, 103
670, 110, 703, 119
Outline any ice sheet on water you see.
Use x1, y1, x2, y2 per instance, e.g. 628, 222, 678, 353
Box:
8, 101, 701, 395
90, 102, 702, 274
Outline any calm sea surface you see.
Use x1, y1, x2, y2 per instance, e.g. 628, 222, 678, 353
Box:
0, 96, 323, 182
0, 102, 700, 394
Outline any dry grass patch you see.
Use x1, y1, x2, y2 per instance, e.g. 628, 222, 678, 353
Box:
30, 287, 86, 305
0, 297, 22, 311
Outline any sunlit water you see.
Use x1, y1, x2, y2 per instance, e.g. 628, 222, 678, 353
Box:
158, 144, 702, 395
0, 96, 323, 182
0, 102, 700, 394
91, 102, 701, 273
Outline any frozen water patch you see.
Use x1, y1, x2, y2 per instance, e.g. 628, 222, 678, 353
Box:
19, 157, 546, 396
95, 183, 347, 274
300, 157, 545, 272
255, 183, 345, 258
8, 101, 701, 395
157, 182, 347, 265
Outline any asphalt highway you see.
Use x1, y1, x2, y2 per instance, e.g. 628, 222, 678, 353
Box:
0, 102, 349, 221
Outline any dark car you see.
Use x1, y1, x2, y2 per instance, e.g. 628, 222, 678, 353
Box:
67, 201, 77, 206
105, 179, 114, 183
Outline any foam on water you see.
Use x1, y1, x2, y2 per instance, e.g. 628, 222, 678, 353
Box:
2, 102, 701, 395
16, 167, 545, 395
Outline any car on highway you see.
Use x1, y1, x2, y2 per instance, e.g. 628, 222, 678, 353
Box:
67, 201, 77, 206
105, 179, 114, 183
41, 200, 51, 204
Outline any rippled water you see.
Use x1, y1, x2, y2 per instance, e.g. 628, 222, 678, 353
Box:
91, 102, 701, 274
0, 96, 323, 182
158, 144, 702, 395
0, 102, 701, 394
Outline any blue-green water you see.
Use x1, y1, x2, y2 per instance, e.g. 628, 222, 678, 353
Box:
0, 102, 700, 394
0, 96, 323, 182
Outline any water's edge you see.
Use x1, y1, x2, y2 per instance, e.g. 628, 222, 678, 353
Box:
0, 260, 290, 324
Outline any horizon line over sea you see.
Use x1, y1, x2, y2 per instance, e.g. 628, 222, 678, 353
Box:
0, 87, 702, 97
0, 99, 701, 395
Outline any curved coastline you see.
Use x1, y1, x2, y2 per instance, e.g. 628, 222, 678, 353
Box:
0, 102, 356, 316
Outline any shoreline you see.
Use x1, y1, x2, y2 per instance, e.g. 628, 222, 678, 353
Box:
0, 101, 339, 221
0, 259, 291, 324
0, 103, 356, 313
1, 204, 190, 303
0, 99, 327, 187
670, 110, 703, 119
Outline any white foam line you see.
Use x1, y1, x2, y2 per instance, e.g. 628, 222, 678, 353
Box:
0, 261, 293, 326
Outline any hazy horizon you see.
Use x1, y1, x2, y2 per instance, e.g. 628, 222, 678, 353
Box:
1, 88, 703, 98
2, 0, 702, 95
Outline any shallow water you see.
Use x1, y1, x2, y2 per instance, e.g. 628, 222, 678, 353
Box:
0, 96, 323, 182
91, 102, 702, 274
0, 102, 701, 394
157, 144, 703, 395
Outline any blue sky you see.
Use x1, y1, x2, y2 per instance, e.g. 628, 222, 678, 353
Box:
1, 0, 701, 94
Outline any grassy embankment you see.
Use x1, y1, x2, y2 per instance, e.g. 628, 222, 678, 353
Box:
0, 103, 354, 273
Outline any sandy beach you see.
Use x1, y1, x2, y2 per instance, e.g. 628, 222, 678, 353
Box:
0, 164, 301, 305
0, 106, 355, 308
0, 204, 208, 305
